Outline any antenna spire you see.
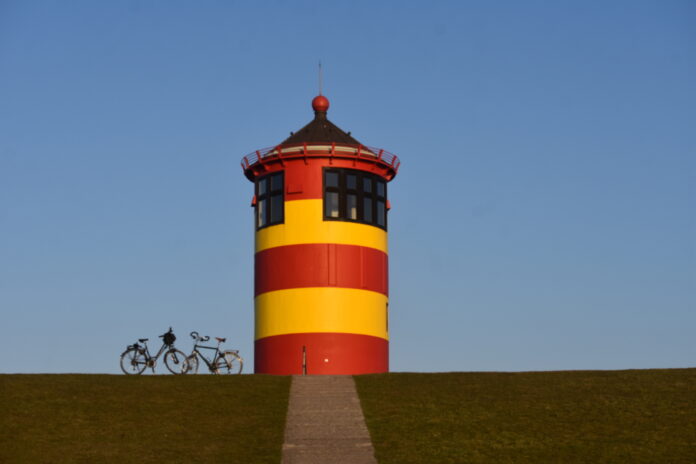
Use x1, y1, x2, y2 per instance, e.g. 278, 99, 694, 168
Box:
318, 60, 323, 96
312, 61, 329, 115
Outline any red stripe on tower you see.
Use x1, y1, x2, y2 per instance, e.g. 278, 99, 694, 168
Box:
255, 244, 388, 297
255, 333, 388, 375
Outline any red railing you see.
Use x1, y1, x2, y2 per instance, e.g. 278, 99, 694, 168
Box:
240, 143, 401, 173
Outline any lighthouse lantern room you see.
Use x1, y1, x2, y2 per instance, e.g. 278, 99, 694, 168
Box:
241, 95, 400, 375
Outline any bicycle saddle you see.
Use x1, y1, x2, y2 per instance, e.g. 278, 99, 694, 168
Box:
139, 338, 148, 343
215, 337, 226, 343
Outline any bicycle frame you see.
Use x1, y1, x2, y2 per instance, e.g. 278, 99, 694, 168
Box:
131, 341, 170, 372
146, 342, 168, 362
189, 341, 224, 372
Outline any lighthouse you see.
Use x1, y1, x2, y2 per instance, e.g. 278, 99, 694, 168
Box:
241, 95, 400, 375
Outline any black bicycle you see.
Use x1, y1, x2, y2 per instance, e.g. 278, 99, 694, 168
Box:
120, 327, 188, 375
185, 331, 243, 374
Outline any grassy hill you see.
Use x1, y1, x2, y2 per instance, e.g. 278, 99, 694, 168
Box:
1, 369, 694, 463
355, 369, 696, 464
0, 375, 290, 464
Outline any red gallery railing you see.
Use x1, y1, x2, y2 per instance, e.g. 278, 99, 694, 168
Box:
241, 143, 401, 173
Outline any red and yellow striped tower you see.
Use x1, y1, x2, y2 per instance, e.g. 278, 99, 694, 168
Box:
241, 95, 400, 375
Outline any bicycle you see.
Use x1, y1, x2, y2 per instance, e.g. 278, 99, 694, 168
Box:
119, 327, 188, 375
185, 331, 243, 374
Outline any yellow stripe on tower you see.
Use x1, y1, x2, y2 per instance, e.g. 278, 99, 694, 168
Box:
255, 199, 388, 253
255, 287, 388, 340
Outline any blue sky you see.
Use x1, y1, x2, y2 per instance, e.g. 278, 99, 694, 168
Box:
1, 1, 694, 373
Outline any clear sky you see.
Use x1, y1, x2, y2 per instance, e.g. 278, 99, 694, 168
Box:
1, 1, 694, 373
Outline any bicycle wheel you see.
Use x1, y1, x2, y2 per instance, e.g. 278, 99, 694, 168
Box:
185, 354, 199, 374
214, 351, 243, 374
164, 349, 188, 375
120, 347, 147, 375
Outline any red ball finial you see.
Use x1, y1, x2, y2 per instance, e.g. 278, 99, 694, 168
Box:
312, 95, 330, 112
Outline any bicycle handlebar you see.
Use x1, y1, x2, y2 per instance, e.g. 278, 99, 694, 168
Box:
190, 331, 210, 342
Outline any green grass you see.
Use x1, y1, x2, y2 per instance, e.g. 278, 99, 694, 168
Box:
355, 369, 696, 464
3, 370, 695, 463
0, 374, 291, 464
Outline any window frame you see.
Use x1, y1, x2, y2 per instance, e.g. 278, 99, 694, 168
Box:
255, 171, 284, 230
323, 167, 387, 230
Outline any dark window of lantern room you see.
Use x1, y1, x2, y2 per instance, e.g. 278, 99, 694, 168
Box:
323, 168, 387, 230
256, 172, 284, 229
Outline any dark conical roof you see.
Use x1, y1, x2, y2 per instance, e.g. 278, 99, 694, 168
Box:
280, 96, 363, 146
